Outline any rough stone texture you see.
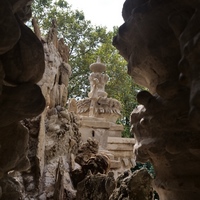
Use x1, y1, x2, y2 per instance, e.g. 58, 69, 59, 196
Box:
76, 171, 116, 200
0, 1, 45, 199
0, 1, 81, 198
75, 138, 99, 167
109, 169, 153, 200
0, 176, 22, 200
1, 17, 45, 84
114, 0, 200, 199
12, 20, 81, 199
71, 138, 110, 188
38, 19, 71, 109
0, 122, 30, 175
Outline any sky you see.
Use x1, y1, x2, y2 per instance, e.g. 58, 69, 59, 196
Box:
66, 0, 125, 30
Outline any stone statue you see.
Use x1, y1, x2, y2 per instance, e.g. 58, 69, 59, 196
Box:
88, 57, 109, 100
69, 58, 122, 121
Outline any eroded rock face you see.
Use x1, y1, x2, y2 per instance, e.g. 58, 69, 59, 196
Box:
109, 169, 153, 200
0, 0, 45, 199
13, 20, 81, 199
76, 171, 115, 200
71, 138, 110, 188
0, 176, 22, 200
114, 0, 200, 199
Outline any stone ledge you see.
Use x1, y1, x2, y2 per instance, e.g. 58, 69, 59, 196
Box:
110, 160, 121, 169
107, 143, 133, 151
108, 150, 134, 158
80, 120, 110, 128
107, 137, 135, 144
109, 124, 124, 131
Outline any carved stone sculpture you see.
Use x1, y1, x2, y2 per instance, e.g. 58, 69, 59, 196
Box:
71, 138, 110, 188
71, 58, 136, 179
69, 58, 122, 122
113, 0, 200, 199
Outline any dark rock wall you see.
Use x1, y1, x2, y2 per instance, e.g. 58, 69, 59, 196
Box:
0, 0, 45, 199
114, 0, 200, 199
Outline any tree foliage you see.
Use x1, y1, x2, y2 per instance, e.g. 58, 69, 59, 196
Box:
32, 0, 142, 137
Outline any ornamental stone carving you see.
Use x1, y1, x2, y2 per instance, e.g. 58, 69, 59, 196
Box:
69, 58, 122, 122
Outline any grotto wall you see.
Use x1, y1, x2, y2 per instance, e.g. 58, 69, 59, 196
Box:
0, 0, 81, 198
17, 19, 81, 199
0, 0, 45, 199
113, 0, 200, 199
0, 0, 163, 199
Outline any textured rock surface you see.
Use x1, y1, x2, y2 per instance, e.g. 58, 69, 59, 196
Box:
114, 0, 200, 199
109, 169, 153, 200
0, 1, 45, 199
12, 20, 81, 199
76, 171, 115, 200
71, 138, 110, 188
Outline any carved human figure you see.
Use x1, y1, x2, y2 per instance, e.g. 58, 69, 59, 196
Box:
88, 57, 109, 99
88, 59, 109, 116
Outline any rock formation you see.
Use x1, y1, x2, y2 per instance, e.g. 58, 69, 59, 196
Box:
0, 0, 45, 199
14, 19, 81, 199
4, 0, 199, 199
114, 0, 200, 199
0, 0, 81, 198
71, 138, 111, 188
76, 171, 116, 200
109, 169, 153, 200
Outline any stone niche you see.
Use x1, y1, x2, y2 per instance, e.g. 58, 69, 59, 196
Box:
113, 0, 200, 199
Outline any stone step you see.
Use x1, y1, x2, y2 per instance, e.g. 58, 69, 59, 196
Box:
108, 150, 135, 158
108, 130, 122, 137
110, 160, 121, 169
107, 137, 135, 144
107, 143, 133, 151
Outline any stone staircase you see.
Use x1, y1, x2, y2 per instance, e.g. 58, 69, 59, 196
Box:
99, 137, 135, 177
